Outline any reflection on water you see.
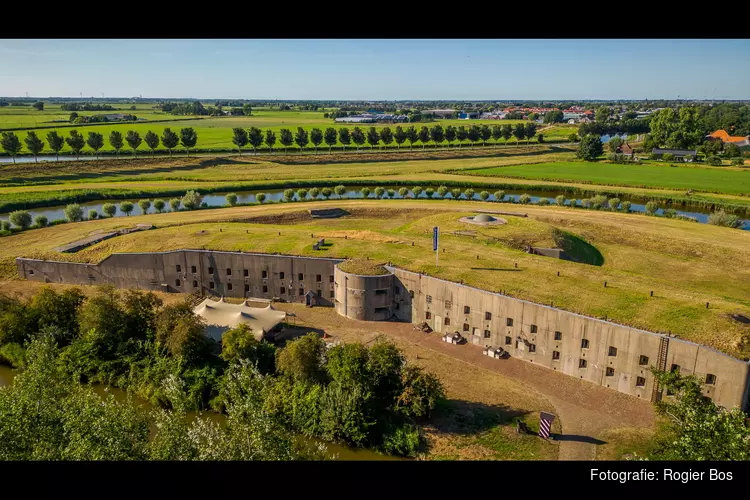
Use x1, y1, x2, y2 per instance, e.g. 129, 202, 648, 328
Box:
0, 364, 397, 461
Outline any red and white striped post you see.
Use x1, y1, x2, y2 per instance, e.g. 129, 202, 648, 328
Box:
538, 411, 555, 440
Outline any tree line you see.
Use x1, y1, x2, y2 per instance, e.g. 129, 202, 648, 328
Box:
0, 127, 199, 162
230, 123, 541, 154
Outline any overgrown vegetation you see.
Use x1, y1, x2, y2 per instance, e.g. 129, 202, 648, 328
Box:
0, 286, 444, 458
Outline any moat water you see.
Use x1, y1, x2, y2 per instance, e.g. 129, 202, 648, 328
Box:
1, 187, 747, 230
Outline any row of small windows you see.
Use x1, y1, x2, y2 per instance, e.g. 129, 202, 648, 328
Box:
175, 280, 334, 298
182, 266, 333, 283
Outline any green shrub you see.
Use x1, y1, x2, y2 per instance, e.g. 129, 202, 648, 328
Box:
708, 210, 742, 228
387, 189, 395, 198
181, 190, 202, 210
360, 187, 371, 199
463, 188, 475, 200
607, 198, 621, 210
536, 198, 550, 206
591, 194, 608, 210
581, 198, 592, 208
663, 208, 678, 218
379, 424, 421, 457
309, 187, 320, 199
256, 193, 267, 203
733, 158, 745, 166
226, 193, 239, 206
662, 153, 675, 162
398, 187, 409, 198
412, 186, 423, 197
555, 195, 566, 206
34, 215, 48, 227
296, 189, 308, 200
88, 210, 98, 220
519, 193, 531, 204
64, 204, 84, 222
0, 342, 26, 368
437, 186, 448, 198
706, 156, 723, 166
153, 199, 166, 213
102, 203, 117, 217
119, 201, 135, 216
645, 201, 659, 215
479, 191, 490, 201
424, 187, 434, 198
375, 187, 386, 198
283, 189, 295, 202
494, 190, 505, 202
321, 187, 333, 199
138, 199, 151, 214
9, 210, 32, 230
334, 185, 346, 198
451, 188, 461, 199
621, 201, 632, 213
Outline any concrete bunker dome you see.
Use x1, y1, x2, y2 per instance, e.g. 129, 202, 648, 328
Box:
459, 213, 507, 226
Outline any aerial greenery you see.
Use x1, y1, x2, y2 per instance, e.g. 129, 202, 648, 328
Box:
0, 286, 444, 458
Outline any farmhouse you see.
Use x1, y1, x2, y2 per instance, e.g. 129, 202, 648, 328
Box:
706, 129, 750, 148
651, 148, 697, 161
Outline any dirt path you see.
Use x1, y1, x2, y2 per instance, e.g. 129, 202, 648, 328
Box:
280, 304, 656, 460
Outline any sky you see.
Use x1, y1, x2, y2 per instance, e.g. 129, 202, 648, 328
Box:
1, 39, 749, 101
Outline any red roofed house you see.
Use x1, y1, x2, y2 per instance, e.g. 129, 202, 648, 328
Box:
706, 129, 750, 148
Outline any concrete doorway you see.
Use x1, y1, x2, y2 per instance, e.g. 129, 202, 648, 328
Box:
434, 316, 442, 333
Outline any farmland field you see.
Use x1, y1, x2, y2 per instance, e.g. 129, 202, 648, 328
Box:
465, 161, 750, 195
0, 106, 564, 154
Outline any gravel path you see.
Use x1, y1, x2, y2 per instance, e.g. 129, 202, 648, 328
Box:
280, 304, 656, 461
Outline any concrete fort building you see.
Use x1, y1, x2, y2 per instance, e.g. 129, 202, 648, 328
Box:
16, 249, 750, 411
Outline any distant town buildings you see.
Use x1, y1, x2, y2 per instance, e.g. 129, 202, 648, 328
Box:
457, 111, 480, 120
706, 129, 750, 148
334, 113, 408, 123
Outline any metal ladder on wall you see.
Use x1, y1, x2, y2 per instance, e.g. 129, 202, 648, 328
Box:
651, 336, 670, 403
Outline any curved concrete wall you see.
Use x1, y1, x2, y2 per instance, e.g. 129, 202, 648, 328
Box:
334, 266, 394, 321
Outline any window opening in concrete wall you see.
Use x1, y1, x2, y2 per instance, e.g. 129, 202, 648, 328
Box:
464, 306, 470, 314
426, 295, 432, 303
608, 346, 617, 357
280, 287, 286, 294
176, 265, 181, 272
506, 318, 513, 326
484, 330, 491, 338
529, 343, 536, 352
330, 290, 335, 298
554, 331, 562, 340
329, 275, 334, 283
485, 312, 492, 320
244, 269, 249, 277
706, 374, 716, 385
262, 270, 268, 279
191, 266, 197, 273
316, 274, 322, 282
409, 290, 414, 298
317, 289, 322, 297
226, 268, 232, 276
426, 311, 432, 320
262, 285, 268, 293
298, 273, 304, 281
208, 267, 214, 275
552, 350, 560, 360
227, 283, 233, 291
530, 324, 537, 333
671, 364, 680, 373
579, 359, 587, 368
193, 280, 198, 288
445, 300, 452, 309
444, 317, 450, 326
581, 339, 589, 349
636, 376, 646, 387
375, 289, 388, 295
280, 272, 285, 279
505, 336, 511, 345
299, 288, 304, 296
244, 284, 249, 292
209, 282, 215, 289
175, 279, 181, 286
606, 367, 615, 376
639, 355, 649, 365
463, 323, 470, 332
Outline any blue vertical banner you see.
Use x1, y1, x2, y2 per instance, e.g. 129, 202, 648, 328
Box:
433, 226, 439, 251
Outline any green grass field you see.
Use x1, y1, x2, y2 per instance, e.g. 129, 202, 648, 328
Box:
3, 200, 749, 358
1, 106, 565, 154
465, 161, 750, 195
